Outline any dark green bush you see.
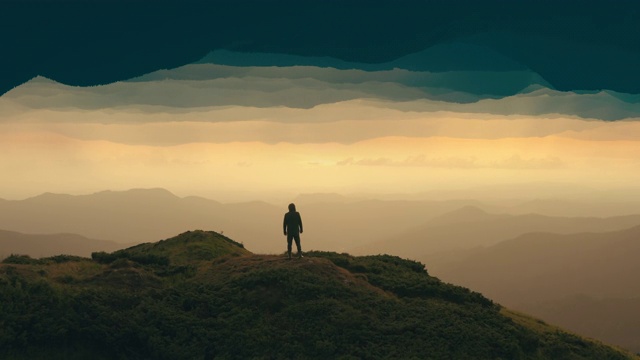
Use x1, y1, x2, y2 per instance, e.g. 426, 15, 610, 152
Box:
91, 251, 118, 264
44, 255, 87, 264
91, 251, 169, 266
0, 251, 632, 360
2, 254, 41, 265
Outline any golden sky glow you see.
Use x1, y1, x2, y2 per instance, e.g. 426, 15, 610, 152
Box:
2, 102, 640, 201
2, 72, 640, 202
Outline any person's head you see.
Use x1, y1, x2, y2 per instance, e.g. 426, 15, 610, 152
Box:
288, 203, 296, 212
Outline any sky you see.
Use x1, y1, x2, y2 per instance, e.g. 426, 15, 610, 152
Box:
2, 89, 640, 202
2, 1, 640, 202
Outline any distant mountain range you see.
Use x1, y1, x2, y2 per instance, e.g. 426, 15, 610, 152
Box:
0, 188, 280, 253
424, 225, 640, 353
0, 229, 125, 259
5, 187, 640, 262
530, 296, 640, 355
0, 188, 487, 255
426, 224, 640, 303
351, 206, 640, 258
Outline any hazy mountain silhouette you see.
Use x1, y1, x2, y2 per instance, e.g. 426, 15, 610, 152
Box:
3, 188, 640, 258
506, 198, 640, 218
0, 188, 280, 252
427, 225, 640, 303
395, 183, 640, 215
0, 188, 488, 254
0, 229, 125, 259
424, 205, 507, 227
530, 296, 640, 354
292, 192, 363, 204
352, 206, 640, 258
0, 230, 634, 359
425, 225, 640, 353
294, 198, 500, 253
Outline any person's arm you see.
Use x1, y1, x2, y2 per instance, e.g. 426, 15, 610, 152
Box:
298, 212, 303, 233
283, 214, 287, 235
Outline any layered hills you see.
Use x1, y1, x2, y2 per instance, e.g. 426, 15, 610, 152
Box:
427, 225, 640, 302
0, 230, 634, 359
0, 188, 487, 254
3, 189, 640, 258
0, 229, 124, 259
0, 189, 280, 252
351, 206, 640, 257
425, 225, 640, 353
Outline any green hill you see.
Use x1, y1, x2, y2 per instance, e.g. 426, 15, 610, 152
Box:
0, 231, 635, 359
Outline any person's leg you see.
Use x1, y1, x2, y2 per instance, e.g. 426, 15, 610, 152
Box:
293, 234, 302, 257
287, 234, 293, 259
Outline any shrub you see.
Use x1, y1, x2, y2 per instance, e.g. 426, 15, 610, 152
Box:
92, 251, 118, 264
91, 251, 169, 266
44, 255, 87, 264
2, 254, 41, 265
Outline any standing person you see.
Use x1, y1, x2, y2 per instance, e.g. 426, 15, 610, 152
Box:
283, 203, 303, 259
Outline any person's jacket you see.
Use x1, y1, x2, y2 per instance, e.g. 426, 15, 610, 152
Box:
283, 211, 303, 234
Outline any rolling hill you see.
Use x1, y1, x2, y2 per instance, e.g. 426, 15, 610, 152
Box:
0, 230, 635, 359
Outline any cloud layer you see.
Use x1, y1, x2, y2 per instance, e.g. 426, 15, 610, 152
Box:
1, 51, 640, 200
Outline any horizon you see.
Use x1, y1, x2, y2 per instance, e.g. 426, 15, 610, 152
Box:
5, 182, 640, 207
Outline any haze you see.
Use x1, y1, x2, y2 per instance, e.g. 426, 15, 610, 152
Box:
2, 105, 640, 201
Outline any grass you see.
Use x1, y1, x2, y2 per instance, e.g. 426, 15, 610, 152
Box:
1, 230, 637, 359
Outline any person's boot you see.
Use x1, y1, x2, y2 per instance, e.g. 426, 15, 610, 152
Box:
287, 250, 292, 260
297, 251, 303, 259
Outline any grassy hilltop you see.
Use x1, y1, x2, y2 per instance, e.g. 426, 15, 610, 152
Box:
0, 230, 635, 359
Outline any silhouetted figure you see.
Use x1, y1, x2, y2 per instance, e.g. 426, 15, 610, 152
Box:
283, 203, 303, 259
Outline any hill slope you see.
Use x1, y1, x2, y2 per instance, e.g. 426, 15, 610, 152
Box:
424, 225, 640, 353
426, 225, 640, 302
530, 296, 640, 356
0, 230, 634, 359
